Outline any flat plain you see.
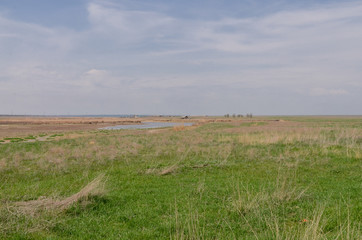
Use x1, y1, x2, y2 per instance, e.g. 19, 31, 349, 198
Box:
0, 116, 361, 239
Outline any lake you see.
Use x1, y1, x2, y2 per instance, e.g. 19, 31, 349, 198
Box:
100, 122, 193, 130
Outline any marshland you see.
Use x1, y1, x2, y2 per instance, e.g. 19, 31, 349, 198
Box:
0, 116, 361, 239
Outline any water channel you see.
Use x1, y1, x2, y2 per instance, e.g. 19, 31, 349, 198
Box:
100, 122, 193, 130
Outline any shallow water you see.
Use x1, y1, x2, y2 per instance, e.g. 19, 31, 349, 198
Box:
100, 122, 193, 130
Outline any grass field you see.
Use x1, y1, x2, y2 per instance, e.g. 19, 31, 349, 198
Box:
0, 117, 361, 239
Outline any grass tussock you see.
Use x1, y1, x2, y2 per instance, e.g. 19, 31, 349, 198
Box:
145, 164, 179, 176
231, 169, 309, 216
160, 165, 179, 175
13, 174, 106, 215
264, 207, 326, 240
232, 184, 269, 215
272, 171, 308, 203
171, 204, 205, 240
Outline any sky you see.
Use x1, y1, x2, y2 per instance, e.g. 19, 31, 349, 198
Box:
0, 0, 361, 115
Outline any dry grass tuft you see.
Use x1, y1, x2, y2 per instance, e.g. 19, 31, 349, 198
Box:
172, 204, 205, 240
173, 125, 186, 131
145, 168, 158, 174
14, 174, 106, 215
144, 165, 179, 175
300, 208, 326, 240
265, 207, 327, 240
160, 165, 179, 175
272, 172, 308, 203
232, 183, 269, 215
145, 148, 191, 176
191, 163, 208, 169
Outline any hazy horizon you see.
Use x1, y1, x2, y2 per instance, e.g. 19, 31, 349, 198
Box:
1, 0, 362, 115
1, 114, 361, 118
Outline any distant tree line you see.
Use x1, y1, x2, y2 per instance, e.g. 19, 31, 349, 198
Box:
224, 113, 252, 118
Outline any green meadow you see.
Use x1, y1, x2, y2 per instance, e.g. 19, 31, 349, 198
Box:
0, 117, 361, 239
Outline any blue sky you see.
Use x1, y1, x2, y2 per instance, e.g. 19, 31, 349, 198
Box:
0, 0, 361, 115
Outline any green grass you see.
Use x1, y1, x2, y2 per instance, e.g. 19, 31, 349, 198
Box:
3, 137, 25, 143
239, 122, 267, 127
49, 134, 65, 138
0, 117, 361, 239
24, 135, 37, 140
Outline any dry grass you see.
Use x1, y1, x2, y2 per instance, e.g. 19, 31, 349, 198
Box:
232, 170, 308, 217
300, 208, 326, 240
173, 125, 186, 131
2, 120, 360, 175
160, 165, 179, 175
172, 204, 205, 240
0, 115, 211, 138
145, 165, 179, 176
215, 125, 362, 165
145, 148, 192, 176
0, 117, 141, 125
232, 184, 269, 215
273, 172, 308, 202
13, 174, 106, 215
264, 207, 327, 240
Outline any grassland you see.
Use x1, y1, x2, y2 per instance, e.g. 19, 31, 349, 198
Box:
0, 116, 361, 239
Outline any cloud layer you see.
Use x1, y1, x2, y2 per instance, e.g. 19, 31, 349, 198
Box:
0, 0, 361, 115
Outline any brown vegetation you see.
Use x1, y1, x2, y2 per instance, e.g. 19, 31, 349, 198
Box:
0, 117, 142, 138
13, 174, 106, 215
0, 115, 250, 138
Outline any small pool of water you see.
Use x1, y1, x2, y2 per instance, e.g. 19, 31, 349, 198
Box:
100, 122, 193, 130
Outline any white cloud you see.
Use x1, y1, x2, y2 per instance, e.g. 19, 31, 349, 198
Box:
0, 1, 361, 114
84, 69, 107, 76
260, 3, 362, 27
87, 2, 175, 44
